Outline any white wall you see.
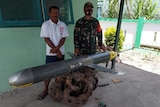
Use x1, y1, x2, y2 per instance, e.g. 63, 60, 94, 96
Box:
141, 23, 160, 47
99, 20, 160, 50
99, 20, 137, 50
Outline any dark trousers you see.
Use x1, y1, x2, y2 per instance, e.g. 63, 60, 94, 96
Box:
46, 55, 64, 64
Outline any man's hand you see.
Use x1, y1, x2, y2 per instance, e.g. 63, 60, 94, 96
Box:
74, 48, 79, 56
56, 50, 63, 59
100, 45, 106, 52
50, 47, 58, 53
106, 46, 112, 51
50, 47, 63, 59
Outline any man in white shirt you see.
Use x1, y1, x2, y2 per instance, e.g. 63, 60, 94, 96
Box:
38, 6, 69, 100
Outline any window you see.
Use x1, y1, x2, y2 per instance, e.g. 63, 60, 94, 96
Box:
0, 0, 74, 27
0, 0, 43, 27
42, 0, 74, 24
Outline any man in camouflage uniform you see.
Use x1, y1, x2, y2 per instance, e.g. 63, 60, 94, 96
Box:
74, 2, 106, 56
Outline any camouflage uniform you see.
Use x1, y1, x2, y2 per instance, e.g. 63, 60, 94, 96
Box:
74, 16, 103, 55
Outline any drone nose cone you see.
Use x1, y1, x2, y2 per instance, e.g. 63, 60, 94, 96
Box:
9, 72, 22, 86
9, 69, 34, 87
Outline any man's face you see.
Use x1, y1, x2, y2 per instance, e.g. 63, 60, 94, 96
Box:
84, 7, 93, 16
49, 8, 59, 22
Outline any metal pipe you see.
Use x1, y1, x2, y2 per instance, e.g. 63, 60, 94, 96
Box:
111, 0, 125, 69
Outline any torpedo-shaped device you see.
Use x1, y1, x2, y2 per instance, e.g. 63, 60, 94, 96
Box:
9, 51, 117, 88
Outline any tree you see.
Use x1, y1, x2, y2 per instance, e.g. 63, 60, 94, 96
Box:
104, 27, 125, 52
101, 0, 119, 18
130, 0, 159, 19
100, 0, 160, 20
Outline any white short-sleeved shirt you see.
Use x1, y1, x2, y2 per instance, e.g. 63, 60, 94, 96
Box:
40, 19, 69, 56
